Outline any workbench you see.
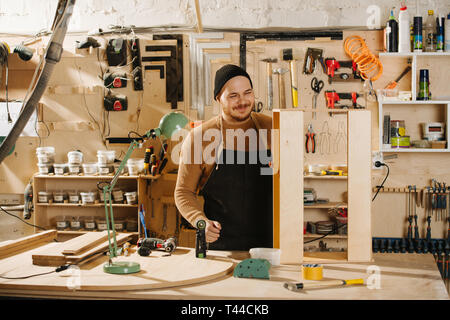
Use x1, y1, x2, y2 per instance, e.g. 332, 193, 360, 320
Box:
0, 241, 448, 300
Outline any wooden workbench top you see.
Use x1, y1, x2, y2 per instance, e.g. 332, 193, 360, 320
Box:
0, 244, 448, 300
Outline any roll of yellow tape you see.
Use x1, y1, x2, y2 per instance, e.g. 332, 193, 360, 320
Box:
302, 264, 323, 280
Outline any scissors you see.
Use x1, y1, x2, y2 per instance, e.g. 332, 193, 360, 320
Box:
254, 101, 264, 113
311, 77, 324, 120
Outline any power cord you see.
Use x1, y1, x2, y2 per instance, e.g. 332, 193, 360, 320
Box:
304, 161, 390, 244
0, 265, 71, 280
372, 161, 390, 202
0, 206, 47, 231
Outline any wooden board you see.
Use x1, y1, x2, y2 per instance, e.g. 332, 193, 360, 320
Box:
0, 230, 57, 259
0, 246, 234, 292
276, 110, 303, 264
347, 111, 372, 262
61, 231, 108, 255
32, 233, 132, 266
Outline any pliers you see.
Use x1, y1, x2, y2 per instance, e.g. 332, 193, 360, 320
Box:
305, 124, 316, 153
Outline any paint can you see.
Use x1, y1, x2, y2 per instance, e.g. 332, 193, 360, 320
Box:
124, 191, 137, 204
391, 136, 410, 148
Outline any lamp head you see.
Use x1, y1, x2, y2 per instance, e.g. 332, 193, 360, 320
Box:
146, 112, 188, 139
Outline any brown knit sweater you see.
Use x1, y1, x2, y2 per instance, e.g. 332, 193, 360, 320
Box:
174, 112, 272, 227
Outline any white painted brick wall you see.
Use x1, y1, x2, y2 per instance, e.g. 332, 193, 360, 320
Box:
0, 0, 449, 34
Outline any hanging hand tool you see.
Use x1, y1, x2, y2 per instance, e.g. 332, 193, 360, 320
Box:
384, 65, 412, 89
162, 204, 168, 232
282, 48, 298, 108
324, 58, 362, 84
273, 68, 288, 109
311, 77, 324, 120
305, 124, 316, 154
413, 186, 420, 243
407, 185, 414, 253
139, 203, 148, 239
303, 48, 325, 75
261, 58, 277, 110
143, 146, 154, 175
159, 142, 168, 162
325, 90, 364, 110
426, 187, 432, 253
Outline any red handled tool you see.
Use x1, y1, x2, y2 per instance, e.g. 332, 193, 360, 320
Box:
305, 124, 316, 153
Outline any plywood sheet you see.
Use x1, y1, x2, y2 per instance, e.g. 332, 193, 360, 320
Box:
0, 246, 234, 292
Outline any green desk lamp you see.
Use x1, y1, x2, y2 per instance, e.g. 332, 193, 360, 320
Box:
102, 111, 188, 274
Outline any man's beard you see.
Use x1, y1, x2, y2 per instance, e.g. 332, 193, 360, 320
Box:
229, 103, 253, 121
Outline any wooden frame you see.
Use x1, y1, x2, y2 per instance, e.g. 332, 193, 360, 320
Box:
272, 109, 372, 264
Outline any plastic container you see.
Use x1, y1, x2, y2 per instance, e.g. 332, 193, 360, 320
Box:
68, 164, 81, 175
38, 191, 52, 203
97, 150, 115, 165
98, 190, 105, 202
82, 162, 98, 175
124, 191, 138, 205
390, 120, 406, 137
127, 158, 145, 175
37, 163, 53, 175
67, 151, 83, 164
398, 5, 411, 53
112, 188, 124, 203
36, 147, 55, 164
96, 219, 108, 231
67, 190, 80, 204
249, 248, 281, 266
114, 219, 125, 232
53, 191, 66, 203
84, 217, 96, 231
53, 163, 67, 176
126, 218, 138, 232
98, 164, 114, 175
80, 191, 96, 204
55, 215, 70, 230
70, 216, 82, 231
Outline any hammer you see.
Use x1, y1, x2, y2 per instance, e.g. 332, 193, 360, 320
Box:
261, 58, 277, 110
273, 68, 288, 109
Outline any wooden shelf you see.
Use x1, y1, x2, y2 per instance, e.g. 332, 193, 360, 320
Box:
304, 175, 347, 180
304, 233, 347, 239
36, 203, 138, 208
304, 202, 347, 209
379, 52, 450, 57
381, 148, 449, 153
34, 174, 160, 180
379, 100, 450, 105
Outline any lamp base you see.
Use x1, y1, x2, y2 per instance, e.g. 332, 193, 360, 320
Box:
103, 261, 141, 274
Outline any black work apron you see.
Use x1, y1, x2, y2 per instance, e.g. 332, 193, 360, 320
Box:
200, 148, 273, 251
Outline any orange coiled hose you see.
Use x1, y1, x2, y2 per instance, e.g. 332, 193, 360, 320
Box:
344, 35, 383, 81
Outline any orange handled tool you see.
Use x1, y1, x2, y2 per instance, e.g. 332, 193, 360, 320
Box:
385, 66, 411, 89
305, 124, 316, 153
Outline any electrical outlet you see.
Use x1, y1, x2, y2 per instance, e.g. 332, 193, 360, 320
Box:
372, 151, 383, 170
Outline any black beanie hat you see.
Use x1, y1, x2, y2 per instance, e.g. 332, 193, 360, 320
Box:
214, 64, 253, 100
